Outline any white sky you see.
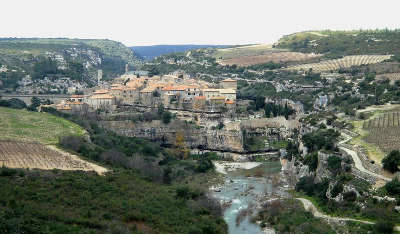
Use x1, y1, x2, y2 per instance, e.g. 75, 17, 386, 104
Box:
1, 0, 399, 46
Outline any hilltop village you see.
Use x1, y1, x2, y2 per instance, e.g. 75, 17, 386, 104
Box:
52, 72, 237, 113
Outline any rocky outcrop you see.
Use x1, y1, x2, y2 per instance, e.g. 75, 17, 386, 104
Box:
315, 151, 334, 182
99, 120, 245, 152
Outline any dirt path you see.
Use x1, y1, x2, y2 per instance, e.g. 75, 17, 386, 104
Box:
339, 132, 390, 182
296, 197, 400, 231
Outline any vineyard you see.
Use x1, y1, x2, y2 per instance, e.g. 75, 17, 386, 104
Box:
286, 55, 391, 72
0, 140, 107, 173
363, 112, 400, 154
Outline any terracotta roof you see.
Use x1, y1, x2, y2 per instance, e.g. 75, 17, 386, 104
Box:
225, 100, 235, 104
70, 95, 84, 98
69, 101, 84, 105
93, 89, 109, 94
90, 94, 115, 99
162, 86, 184, 91
140, 87, 156, 93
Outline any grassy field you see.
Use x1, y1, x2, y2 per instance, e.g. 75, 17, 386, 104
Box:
0, 107, 86, 145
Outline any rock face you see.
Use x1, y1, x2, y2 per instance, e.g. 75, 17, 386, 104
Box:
99, 120, 245, 152
315, 151, 334, 182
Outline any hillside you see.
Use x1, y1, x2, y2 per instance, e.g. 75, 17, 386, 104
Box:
212, 44, 321, 67
275, 29, 400, 58
0, 106, 227, 233
0, 38, 142, 89
131, 44, 230, 60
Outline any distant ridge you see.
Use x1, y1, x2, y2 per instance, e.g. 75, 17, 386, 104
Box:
131, 44, 231, 60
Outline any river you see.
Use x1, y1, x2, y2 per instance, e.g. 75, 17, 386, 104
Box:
211, 161, 284, 234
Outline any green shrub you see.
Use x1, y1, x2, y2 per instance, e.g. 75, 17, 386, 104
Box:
327, 155, 342, 175
382, 150, 400, 173
330, 182, 343, 198
384, 178, 400, 196
295, 176, 315, 196
304, 152, 318, 171
343, 191, 357, 202
0, 167, 18, 177
374, 220, 394, 234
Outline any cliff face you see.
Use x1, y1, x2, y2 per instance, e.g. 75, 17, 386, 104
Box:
99, 120, 244, 152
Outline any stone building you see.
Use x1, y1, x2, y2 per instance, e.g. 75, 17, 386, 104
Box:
220, 78, 237, 90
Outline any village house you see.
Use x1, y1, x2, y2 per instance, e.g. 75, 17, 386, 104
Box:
85, 89, 116, 110
220, 78, 238, 90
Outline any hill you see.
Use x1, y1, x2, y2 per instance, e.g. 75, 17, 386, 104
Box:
131, 44, 230, 60
275, 29, 400, 58
0, 38, 142, 89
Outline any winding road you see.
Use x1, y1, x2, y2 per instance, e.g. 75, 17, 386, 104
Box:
338, 132, 391, 182
296, 198, 400, 231
295, 131, 397, 230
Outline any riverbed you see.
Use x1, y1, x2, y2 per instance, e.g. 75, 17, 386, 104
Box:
210, 161, 284, 234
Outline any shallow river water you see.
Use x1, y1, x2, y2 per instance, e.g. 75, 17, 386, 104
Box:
211, 162, 283, 234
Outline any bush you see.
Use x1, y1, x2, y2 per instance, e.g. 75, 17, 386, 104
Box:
0, 98, 27, 109
327, 155, 342, 175
374, 220, 394, 234
295, 176, 315, 196
384, 178, 400, 196
59, 135, 87, 152
195, 158, 214, 173
0, 167, 18, 177
303, 152, 318, 171
343, 191, 357, 202
382, 150, 400, 173
162, 111, 172, 124
330, 182, 343, 198
176, 186, 203, 200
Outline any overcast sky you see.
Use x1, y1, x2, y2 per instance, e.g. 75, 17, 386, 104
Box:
1, 0, 399, 46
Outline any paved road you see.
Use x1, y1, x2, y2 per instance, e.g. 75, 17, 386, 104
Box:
339, 132, 391, 182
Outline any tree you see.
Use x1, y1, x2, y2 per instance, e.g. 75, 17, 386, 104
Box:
382, 150, 400, 173
162, 111, 172, 124
28, 96, 41, 111
255, 96, 265, 111
304, 152, 318, 171
327, 155, 342, 175
173, 131, 189, 159
384, 178, 400, 195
